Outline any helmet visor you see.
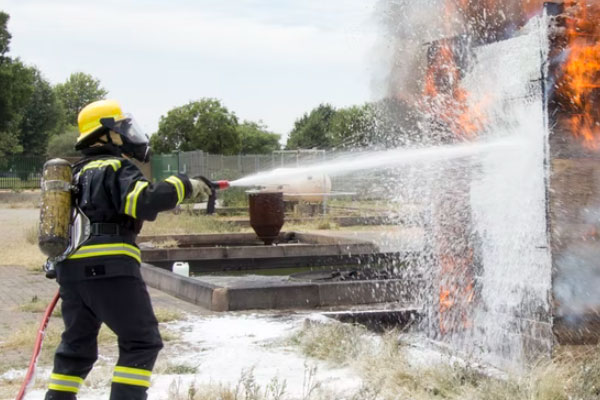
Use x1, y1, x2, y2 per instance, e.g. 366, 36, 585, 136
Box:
113, 114, 149, 145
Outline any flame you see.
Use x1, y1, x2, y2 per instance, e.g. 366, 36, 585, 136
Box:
438, 252, 476, 335
423, 39, 489, 141
558, 0, 600, 150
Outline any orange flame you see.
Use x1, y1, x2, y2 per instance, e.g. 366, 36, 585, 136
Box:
558, 0, 600, 150
438, 252, 476, 335
423, 39, 489, 141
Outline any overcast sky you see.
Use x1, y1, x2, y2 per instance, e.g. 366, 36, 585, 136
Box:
2, 0, 380, 142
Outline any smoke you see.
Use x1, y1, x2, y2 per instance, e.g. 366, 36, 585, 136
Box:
372, 0, 548, 101
373, 0, 449, 101
554, 242, 600, 319
555, 204, 600, 320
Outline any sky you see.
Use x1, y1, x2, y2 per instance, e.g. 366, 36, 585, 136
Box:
2, 0, 380, 142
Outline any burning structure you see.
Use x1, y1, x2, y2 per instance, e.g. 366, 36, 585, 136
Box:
382, 0, 600, 368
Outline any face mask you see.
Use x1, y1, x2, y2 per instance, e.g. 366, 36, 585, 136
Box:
100, 116, 151, 163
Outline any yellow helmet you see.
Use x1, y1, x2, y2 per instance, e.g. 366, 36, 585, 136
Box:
75, 99, 151, 162
76, 99, 126, 149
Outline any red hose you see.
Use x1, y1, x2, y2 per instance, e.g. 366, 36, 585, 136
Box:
16, 290, 60, 400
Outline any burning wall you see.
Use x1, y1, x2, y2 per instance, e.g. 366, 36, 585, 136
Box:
548, 1, 600, 343
379, 0, 600, 368
424, 17, 552, 367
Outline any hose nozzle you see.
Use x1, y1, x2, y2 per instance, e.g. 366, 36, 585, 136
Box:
214, 180, 230, 190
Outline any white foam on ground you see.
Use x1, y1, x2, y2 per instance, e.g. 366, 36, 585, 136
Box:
23, 314, 362, 400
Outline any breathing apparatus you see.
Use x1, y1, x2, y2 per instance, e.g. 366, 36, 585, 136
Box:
95, 116, 151, 163
38, 159, 90, 279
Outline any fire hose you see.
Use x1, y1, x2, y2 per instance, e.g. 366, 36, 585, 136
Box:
15, 290, 60, 400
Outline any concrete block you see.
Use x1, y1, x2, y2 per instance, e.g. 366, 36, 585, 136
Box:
227, 284, 320, 311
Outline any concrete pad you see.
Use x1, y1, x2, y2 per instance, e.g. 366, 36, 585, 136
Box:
141, 263, 418, 312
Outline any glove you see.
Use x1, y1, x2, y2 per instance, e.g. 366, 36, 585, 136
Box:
189, 178, 212, 201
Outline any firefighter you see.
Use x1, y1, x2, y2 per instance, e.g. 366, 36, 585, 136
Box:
45, 99, 211, 400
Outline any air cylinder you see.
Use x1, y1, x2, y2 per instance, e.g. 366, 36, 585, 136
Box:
38, 159, 73, 258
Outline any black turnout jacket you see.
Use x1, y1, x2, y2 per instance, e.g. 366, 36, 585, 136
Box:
55, 153, 192, 282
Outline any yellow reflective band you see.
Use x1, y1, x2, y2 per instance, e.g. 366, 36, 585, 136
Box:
48, 383, 80, 393
68, 243, 141, 263
48, 373, 83, 393
82, 159, 122, 172
50, 373, 84, 384
125, 180, 149, 218
112, 376, 151, 388
165, 176, 185, 204
114, 366, 152, 377
112, 366, 152, 388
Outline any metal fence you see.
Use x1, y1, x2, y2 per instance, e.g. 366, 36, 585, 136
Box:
151, 150, 385, 198
0, 150, 384, 198
151, 150, 328, 182
0, 156, 46, 190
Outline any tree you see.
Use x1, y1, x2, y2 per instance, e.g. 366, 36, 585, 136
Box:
54, 72, 108, 125
47, 127, 79, 158
238, 121, 280, 154
19, 68, 63, 156
0, 11, 11, 60
151, 99, 240, 155
286, 104, 336, 150
330, 104, 376, 148
0, 60, 35, 158
0, 11, 63, 158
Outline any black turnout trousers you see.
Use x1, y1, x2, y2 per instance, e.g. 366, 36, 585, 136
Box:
44, 275, 163, 400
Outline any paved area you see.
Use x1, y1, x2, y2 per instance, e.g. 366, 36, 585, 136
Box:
0, 266, 57, 310
0, 265, 207, 317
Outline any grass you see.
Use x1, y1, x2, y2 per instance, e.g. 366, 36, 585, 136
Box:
150, 239, 180, 248
141, 213, 243, 236
17, 295, 62, 317
0, 189, 41, 208
24, 225, 38, 245
5, 200, 40, 209
0, 321, 64, 351
165, 369, 290, 400
160, 326, 181, 343
289, 319, 369, 365
0, 225, 46, 269
161, 362, 199, 375
154, 307, 185, 323
0, 322, 120, 353
287, 319, 600, 400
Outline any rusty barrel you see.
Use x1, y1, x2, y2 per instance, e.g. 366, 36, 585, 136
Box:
248, 192, 284, 245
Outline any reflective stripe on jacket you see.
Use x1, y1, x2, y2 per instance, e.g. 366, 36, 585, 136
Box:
56, 155, 192, 281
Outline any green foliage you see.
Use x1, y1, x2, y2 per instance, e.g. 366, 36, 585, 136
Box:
0, 14, 63, 158
286, 103, 378, 150
0, 60, 34, 157
46, 126, 79, 158
0, 11, 10, 59
220, 187, 248, 207
152, 98, 240, 155
238, 121, 280, 154
330, 104, 376, 148
54, 72, 108, 125
286, 104, 336, 150
19, 68, 63, 156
